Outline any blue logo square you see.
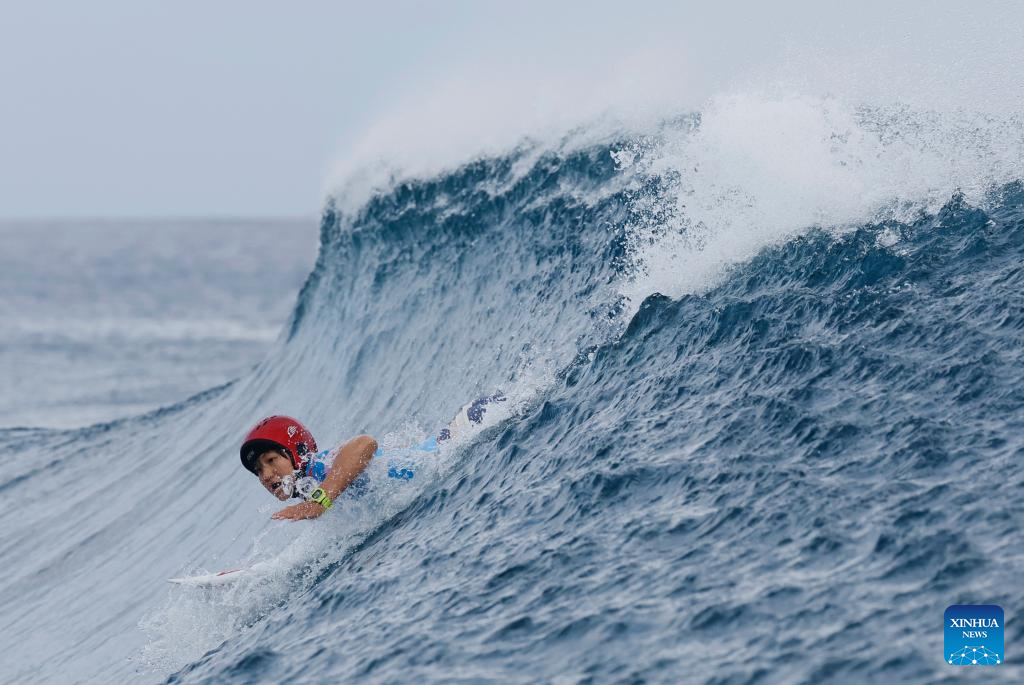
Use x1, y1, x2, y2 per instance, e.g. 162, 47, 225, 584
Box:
945, 605, 1003, 665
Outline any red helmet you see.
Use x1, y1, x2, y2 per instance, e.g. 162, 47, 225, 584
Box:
240, 415, 318, 473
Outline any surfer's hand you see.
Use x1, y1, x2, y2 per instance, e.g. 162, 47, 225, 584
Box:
271, 502, 326, 521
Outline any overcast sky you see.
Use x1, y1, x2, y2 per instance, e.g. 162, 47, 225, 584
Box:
1, 1, 1020, 219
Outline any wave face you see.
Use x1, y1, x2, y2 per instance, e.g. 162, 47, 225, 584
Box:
2, 97, 1024, 684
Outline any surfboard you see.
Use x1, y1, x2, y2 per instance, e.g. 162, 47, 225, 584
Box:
168, 560, 273, 586
167, 568, 247, 587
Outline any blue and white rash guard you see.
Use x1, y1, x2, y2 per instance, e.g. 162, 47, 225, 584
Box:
292, 392, 506, 502
292, 436, 441, 501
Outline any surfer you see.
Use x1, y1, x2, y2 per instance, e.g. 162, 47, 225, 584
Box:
239, 393, 507, 521
240, 416, 376, 520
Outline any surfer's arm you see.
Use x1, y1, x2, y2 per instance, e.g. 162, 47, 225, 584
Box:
272, 435, 378, 521
321, 434, 378, 500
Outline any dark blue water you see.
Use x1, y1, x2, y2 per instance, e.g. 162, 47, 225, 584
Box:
1, 102, 1022, 685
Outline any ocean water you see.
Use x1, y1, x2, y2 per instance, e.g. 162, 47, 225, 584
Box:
0, 219, 318, 428
2, 96, 1024, 685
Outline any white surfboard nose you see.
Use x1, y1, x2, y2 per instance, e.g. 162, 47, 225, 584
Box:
167, 568, 245, 587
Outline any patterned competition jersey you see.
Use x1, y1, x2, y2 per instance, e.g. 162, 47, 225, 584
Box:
292, 436, 440, 501
292, 392, 506, 502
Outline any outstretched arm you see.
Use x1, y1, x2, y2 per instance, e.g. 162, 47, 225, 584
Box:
321, 434, 378, 500
272, 434, 378, 521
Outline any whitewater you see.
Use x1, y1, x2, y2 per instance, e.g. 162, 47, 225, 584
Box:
3, 49, 1024, 685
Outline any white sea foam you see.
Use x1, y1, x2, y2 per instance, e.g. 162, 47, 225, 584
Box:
322, 3, 1024, 218
616, 92, 1024, 312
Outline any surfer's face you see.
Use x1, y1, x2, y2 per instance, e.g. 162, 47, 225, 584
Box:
255, 450, 296, 500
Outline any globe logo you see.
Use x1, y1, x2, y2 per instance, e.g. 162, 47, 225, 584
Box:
948, 645, 1000, 665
